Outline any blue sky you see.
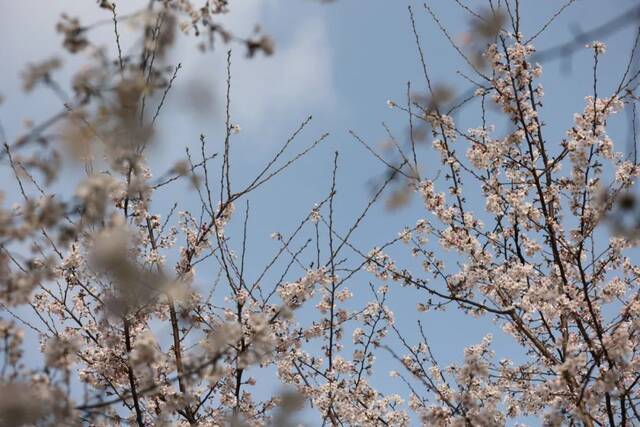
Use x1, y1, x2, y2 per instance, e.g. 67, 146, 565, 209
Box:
2, 0, 640, 424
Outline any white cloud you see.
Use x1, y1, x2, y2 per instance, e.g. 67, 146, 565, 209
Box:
172, 5, 337, 146
230, 16, 336, 131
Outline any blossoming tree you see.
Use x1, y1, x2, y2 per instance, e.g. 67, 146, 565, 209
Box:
1, 0, 640, 426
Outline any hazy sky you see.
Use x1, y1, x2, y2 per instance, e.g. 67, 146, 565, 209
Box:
2, 0, 640, 424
